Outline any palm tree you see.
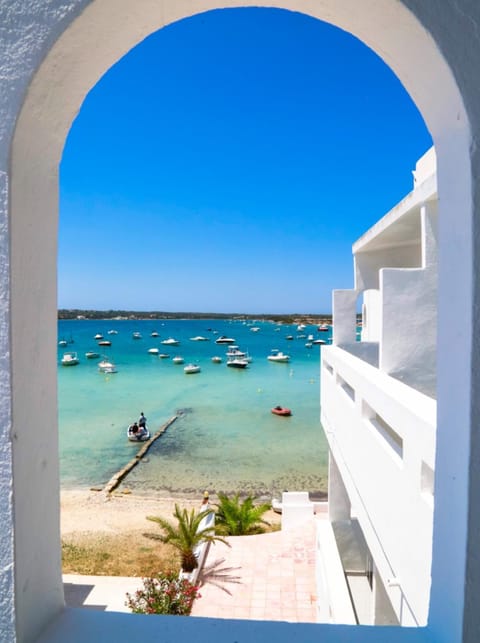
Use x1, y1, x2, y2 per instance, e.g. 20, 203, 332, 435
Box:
145, 504, 229, 572
214, 493, 271, 536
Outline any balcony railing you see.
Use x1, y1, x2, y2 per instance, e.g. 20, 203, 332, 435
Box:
321, 345, 436, 625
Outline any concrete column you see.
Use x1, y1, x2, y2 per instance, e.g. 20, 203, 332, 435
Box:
328, 451, 351, 523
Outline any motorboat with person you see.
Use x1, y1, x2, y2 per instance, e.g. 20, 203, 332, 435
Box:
127, 422, 150, 441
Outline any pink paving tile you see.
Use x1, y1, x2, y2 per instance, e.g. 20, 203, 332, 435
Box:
191, 517, 321, 623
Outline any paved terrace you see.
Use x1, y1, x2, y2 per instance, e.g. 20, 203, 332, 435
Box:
64, 517, 320, 623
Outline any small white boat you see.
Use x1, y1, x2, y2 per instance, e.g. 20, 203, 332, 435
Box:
307, 334, 314, 341
285, 335, 294, 340
297, 324, 306, 331
98, 340, 111, 346
94, 334, 103, 340
226, 346, 246, 357
190, 336, 209, 341
61, 351, 79, 366
158, 353, 170, 359
215, 335, 236, 344
148, 348, 159, 355
227, 357, 249, 369
250, 327, 260, 332
161, 337, 180, 346
318, 324, 330, 332
172, 356, 184, 364
132, 332, 142, 340
150, 331, 159, 337
107, 329, 118, 335
58, 339, 68, 347
312, 339, 326, 345
305, 342, 313, 348
98, 359, 117, 373
184, 363, 201, 374
267, 352, 290, 363
211, 356, 223, 363
85, 351, 100, 359
127, 424, 150, 442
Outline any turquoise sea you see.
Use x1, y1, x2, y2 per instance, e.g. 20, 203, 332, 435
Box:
58, 319, 330, 499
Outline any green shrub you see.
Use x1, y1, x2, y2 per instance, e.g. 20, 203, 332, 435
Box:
125, 571, 201, 615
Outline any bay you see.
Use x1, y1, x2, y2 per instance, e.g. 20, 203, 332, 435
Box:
58, 318, 330, 499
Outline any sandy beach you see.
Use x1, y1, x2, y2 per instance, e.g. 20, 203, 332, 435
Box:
61, 488, 280, 536
61, 489, 281, 576
61, 489, 202, 536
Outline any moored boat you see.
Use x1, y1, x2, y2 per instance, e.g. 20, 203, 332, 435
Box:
98, 340, 111, 346
271, 406, 292, 416
190, 336, 209, 341
148, 348, 159, 354
85, 351, 100, 359
98, 358, 117, 373
172, 356, 184, 364
227, 356, 249, 369
161, 337, 180, 346
215, 335, 235, 344
267, 352, 290, 363
132, 332, 142, 340
61, 351, 79, 366
211, 356, 223, 363
184, 363, 201, 374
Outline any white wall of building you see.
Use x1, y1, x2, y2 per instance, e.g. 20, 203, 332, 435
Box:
355, 245, 421, 292
379, 200, 438, 392
0, 1, 478, 642
321, 346, 436, 626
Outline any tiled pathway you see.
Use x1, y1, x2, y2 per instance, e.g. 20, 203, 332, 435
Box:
190, 519, 318, 622
64, 518, 319, 623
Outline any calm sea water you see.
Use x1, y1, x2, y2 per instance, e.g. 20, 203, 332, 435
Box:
58, 319, 330, 499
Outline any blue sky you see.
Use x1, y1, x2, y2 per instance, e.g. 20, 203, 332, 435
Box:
59, 7, 432, 314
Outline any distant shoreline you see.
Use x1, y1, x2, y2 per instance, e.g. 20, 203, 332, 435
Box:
58, 309, 336, 324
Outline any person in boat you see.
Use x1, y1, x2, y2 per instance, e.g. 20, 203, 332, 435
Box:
274, 405, 282, 411
130, 422, 139, 434
138, 412, 147, 428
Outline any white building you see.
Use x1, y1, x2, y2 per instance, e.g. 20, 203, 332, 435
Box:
1, 2, 480, 643
320, 149, 437, 626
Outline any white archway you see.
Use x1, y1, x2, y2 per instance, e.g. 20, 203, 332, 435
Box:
4, 2, 474, 642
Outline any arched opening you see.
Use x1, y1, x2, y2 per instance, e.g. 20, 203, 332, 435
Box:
7, 1, 472, 642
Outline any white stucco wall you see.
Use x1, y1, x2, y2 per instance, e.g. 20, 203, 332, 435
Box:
321, 346, 436, 625
379, 200, 437, 394
332, 290, 358, 345
355, 246, 421, 292
0, 1, 478, 642
413, 148, 437, 188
